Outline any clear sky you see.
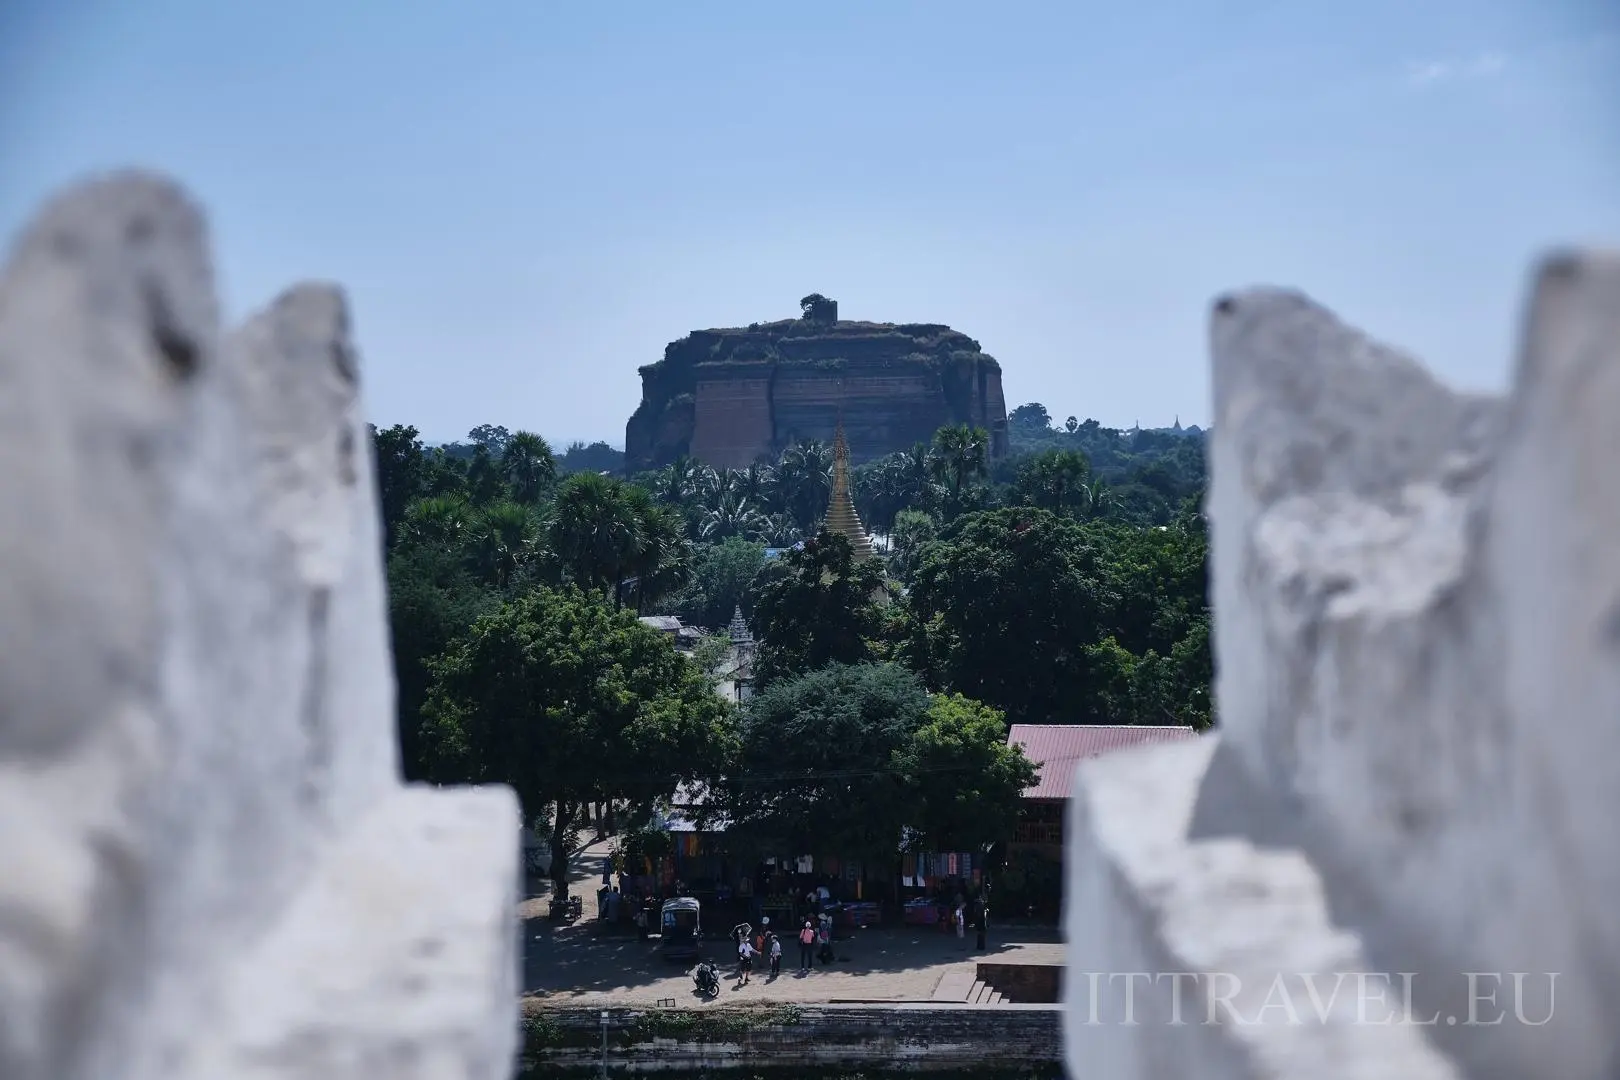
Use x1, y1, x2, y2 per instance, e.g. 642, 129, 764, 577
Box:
2, 1, 1616, 447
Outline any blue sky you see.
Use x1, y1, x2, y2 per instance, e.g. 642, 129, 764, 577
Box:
2, 1, 1616, 447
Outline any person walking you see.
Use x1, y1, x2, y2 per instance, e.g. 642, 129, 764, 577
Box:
737, 937, 757, 986
973, 900, 988, 951
768, 932, 783, 976
798, 919, 816, 972
954, 901, 966, 942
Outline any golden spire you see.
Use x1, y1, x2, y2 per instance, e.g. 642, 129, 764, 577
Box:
822, 415, 875, 562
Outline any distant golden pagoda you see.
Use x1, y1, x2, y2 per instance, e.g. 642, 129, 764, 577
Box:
822, 419, 876, 563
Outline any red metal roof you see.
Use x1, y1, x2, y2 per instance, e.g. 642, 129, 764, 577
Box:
1007, 724, 1202, 801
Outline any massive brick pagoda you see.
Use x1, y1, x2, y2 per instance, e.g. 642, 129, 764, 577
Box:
624, 294, 1009, 471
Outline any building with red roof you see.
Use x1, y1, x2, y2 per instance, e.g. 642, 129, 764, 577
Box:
1002, 724, 1202, 920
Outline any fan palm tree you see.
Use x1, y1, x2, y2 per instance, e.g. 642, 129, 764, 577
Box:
929, 424, 990, 511
621, 489, 692, 613
500, 431, 557, 504
1011, 449, 1092, 518
549, 472, 643, 599
398, 493, 474, 550
466, 500, 543, 589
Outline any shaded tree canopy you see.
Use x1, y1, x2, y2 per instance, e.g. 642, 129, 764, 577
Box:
421, 586, 737, 896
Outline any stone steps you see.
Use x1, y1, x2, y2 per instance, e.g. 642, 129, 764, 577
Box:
967, 980, 1007, 1005
932, 970, 1010, 1005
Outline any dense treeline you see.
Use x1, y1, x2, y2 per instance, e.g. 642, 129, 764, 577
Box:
374, 405, 1212, 896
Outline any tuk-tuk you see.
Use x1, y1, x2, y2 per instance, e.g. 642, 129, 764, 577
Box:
659, 897, 702, 961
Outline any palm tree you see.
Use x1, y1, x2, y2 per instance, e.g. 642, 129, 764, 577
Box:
501, 431, 557, 504
549, 472, 643, 599
929, 424, 989, 513
698, 466, 741, 511
653, 456, 704, 506
892, 442, 940, 515
1011, 449, 1092, 518
1083, 480, 1114, 519
398, 493, 474, 550
698, 490, 769, 541
621, 490, 692, 613
773, 440, 833, 533
737, 461, 775, 506
466, 500, 542, 589
758, 514, 802, 547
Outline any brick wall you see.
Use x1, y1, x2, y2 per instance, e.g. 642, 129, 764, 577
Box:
977, 961, 1063, 1004
523, 1003, 1063, 1074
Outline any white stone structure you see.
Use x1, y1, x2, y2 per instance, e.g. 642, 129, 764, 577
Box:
1065, 253, 1620, 1080
0, 173, 519, 1080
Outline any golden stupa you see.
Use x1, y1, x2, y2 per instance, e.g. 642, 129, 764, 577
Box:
822, 418, 876, 563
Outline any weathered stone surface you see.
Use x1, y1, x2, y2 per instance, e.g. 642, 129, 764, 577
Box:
1066, 254, 1620, 1080
624, 315, 1008, 471
1065, 737, 1460, 1080
0, 172, 519, 1080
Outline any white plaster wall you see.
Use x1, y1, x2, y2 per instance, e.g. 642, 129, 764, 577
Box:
1067, 252, 1620, 1080
0, 173, 520, 1080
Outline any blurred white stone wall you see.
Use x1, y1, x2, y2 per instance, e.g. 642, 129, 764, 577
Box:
1065, 253, 1620, 1080
0, 173, 520, 1080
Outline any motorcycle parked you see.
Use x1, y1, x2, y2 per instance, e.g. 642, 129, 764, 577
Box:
548, 894, 583, 922
692, 959, 721, 997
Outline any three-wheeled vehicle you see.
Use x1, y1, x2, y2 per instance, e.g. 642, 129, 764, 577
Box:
658, 897, 703, 962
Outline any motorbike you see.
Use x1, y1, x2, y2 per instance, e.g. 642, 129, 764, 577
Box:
692, 959, 720, 997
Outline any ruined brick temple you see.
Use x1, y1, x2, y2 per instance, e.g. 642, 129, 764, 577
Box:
624, 294, 1009, 471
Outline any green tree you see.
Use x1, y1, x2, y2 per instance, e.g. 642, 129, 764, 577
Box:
905, 508, 1112, 724
464, 499, 545, 590
896, 693, 1037, 854
1007, 402, 1053, 436
772, 440, 833, 533
386, 543, 499, 780
372, 424, 432, 550
1011, 448, 1093, 518
421, 587, 737, 898
929, 424, 990, 514
749, 531, 889, 686
622, 488, 692, 614
467, 424, 513, 457
725, 662, 929, 881
501, 430, 558, 504
674, 537, 767, 630
548, 472, 643, 599
886, 508, 937, 585
465, 445, 508, 506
